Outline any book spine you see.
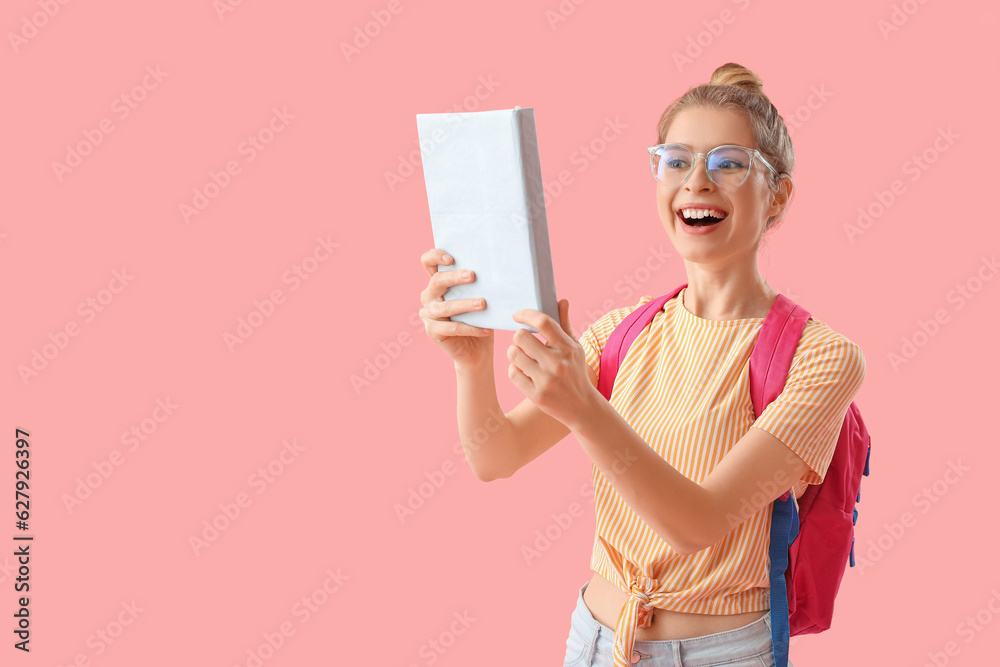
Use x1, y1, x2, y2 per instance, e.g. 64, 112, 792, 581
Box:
516, 108, 558, 327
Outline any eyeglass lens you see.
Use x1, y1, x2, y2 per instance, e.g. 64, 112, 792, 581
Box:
651, 145, 752, 187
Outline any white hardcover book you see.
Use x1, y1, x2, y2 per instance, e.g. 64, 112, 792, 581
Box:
417, 106, 558, 334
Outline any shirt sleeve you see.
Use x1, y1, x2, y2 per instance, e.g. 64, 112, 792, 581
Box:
577, 296, 656, 384
750, 335, 867, 486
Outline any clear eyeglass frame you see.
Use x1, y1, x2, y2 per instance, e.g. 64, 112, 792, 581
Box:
647, 143, 780, 188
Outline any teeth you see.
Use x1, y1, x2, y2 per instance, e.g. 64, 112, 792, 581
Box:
680, 208, 727, 219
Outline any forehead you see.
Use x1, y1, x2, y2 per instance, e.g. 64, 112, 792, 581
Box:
664, 108, 756, 150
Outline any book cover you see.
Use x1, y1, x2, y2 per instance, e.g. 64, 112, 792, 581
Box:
416, 106, 559, 334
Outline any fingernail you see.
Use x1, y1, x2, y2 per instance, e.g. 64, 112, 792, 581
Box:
443, 254, 452, 263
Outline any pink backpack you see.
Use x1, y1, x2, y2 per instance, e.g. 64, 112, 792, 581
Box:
597, 285, 871, 667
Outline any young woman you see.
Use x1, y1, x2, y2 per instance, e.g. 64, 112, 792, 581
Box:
418, 62, 865, 667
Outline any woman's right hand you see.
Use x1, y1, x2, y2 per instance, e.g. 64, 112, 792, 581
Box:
419, 248, 494, 367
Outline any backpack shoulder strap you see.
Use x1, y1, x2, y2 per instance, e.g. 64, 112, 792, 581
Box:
749, 294, 812, 418
751, 293, 810, 667
749, 293, 810, 500
597, 284, 686, 401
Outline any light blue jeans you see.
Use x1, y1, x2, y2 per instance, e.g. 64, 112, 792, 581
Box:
563, 581, 793, 667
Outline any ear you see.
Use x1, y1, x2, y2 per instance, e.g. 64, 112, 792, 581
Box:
769, 174, 793, 216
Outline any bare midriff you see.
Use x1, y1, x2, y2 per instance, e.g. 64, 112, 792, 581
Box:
583, 571, 767, 641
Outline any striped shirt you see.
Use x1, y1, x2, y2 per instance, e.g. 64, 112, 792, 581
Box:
576, 287, 866, 667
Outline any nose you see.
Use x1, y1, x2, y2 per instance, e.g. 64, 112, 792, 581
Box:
684, 155, 715, 191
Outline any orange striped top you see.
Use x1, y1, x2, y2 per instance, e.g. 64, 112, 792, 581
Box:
576, 287, 866, 667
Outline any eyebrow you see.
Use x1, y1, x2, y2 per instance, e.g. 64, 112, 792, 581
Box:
667, 142, 748, 150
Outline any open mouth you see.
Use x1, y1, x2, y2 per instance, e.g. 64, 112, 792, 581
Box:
678, 208, 729, 227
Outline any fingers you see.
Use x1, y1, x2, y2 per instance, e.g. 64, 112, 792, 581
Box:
514, 310, 562, 347
511, 327, 548, 359
425, 269, 477, 308
507, 340, 541, 378
419, 249, 491, 332
451, 321, 494, 337
420, 248, 454, 277
558, 299, 576, 339
422, 311, 493, 339
423, 295, 486, 322
420, 248, 469, 300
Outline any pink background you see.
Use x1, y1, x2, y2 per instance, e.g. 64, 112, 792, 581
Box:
2, 0, 997, 665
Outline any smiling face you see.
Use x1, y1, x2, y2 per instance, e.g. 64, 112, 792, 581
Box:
656, 107, 782, 268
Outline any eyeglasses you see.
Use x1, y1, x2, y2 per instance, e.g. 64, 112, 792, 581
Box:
647, 143, 779, 188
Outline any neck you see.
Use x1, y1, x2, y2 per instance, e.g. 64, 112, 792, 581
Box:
680, 260, 777, 320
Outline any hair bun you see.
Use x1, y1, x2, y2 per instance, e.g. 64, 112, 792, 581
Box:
709, 62, 764, 95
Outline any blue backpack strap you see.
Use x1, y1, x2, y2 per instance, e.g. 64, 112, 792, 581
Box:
750, 294, 811, 667
768, 493, 799, 667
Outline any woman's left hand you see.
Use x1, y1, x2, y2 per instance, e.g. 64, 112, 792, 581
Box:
508, 299, 599, 430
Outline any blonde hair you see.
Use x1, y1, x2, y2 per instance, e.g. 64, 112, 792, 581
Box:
655, 62, 795, 233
